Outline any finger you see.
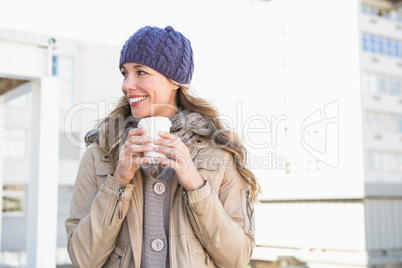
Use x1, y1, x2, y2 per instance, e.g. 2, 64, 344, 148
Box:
119, 145, 151, 161
155, 133, 185, 149
157, 131, 181, 143
127, 127, 148, 138
137, 157, 153, 165
125, 144, 154, 155
153, 146, 175, 156
153, 156, 176, 169
154, 147, 185, 162
122, 155, 153, 170
158, 131, 175, 139
126, 134, 153, 145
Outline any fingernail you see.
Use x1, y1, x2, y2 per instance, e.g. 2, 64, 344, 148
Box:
154, 139, 160, 144
154, 147, 159, 151
159, 131, 165, 135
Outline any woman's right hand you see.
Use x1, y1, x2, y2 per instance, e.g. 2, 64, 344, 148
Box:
113, 127, 154, 187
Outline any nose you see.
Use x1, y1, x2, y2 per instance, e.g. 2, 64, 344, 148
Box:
122, 74, 138, 93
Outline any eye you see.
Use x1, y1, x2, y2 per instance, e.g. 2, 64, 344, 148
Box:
137, 70, 147, 75
121, 71, 128, 77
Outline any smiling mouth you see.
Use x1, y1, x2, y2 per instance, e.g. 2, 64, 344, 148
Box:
129, 96, 148, 105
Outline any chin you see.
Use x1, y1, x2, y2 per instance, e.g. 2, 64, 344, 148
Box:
130, 109, 149, 119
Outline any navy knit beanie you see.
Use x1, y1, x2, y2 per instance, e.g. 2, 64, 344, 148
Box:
119, 25, 194, 84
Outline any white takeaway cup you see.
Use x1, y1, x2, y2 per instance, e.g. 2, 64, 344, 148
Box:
138, 117, 172, 161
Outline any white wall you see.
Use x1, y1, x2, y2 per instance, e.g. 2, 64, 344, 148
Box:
0, 40, 44, 79
256, 0, 364, 200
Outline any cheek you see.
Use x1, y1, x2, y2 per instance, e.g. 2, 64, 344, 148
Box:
155, 89, 171, 101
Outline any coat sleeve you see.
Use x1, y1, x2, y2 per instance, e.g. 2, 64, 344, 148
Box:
65, 146, 134, 268
184, 153, 256, 268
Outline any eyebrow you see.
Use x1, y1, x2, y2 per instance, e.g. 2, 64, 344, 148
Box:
121, 64, 148, 70
133, 64, 146, 69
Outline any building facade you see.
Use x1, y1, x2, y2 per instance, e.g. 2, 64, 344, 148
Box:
0, 28, 121, 267
252, 0, 402, 267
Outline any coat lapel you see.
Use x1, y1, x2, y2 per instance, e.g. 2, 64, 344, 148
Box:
127, 169, 144, 268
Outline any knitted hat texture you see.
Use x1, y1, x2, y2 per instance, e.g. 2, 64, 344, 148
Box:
119, 25, 194, 84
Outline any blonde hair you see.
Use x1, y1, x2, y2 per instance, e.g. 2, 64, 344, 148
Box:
96, 84, 261, 200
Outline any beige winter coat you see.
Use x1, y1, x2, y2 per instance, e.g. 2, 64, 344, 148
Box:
65, 137, 255, 268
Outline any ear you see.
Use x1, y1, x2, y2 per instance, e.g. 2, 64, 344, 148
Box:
172, 83, 180, 90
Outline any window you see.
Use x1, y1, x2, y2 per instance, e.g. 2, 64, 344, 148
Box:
366, 152, 374, 170
386, 38, 394, 57
52, 56, 75, 110
361, 71, 402, 96
362, 32, 369, 52
58, 186, 74, 214
399, 155, 402, 172
378, 77, 387, 93
389, 77, 396, 94
378, 36, 385, 55
361, 33, 402, 59
390, 153, 399, 172
59, 132, 80, 159
370, 34, 376, 53
373, 151, 381, 171
4, 92, 29, 108
369, 73, 377, 93
2, 185, 25, 214
365, 112, 372, 132
372, 263, 402, 268
2, 128, 27, 159
361, 3, 396, 21
362, 5, 369, 14
371, 113, 379, 132
391, 115, 399, 133
397, 6, 402, 22
399, 117, 402, 133
52, 56, 58, 76
364, 111, 402, 134
396, 80, 401, 95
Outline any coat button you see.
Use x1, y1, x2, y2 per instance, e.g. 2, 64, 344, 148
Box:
153, 182, 166, 195
151, 238, 164, 252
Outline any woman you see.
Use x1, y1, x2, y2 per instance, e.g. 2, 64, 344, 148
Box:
66, 25, 259, 268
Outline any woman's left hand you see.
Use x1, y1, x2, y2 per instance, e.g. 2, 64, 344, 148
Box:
153, 131, 205, 191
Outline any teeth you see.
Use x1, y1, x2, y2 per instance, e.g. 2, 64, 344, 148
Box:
130, 96, 147, 104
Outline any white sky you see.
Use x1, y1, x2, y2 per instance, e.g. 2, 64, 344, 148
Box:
0, 0, 277, 46
0, 0, 282, 109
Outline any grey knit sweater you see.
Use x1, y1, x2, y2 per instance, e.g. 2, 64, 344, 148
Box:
140, 163, 175, 268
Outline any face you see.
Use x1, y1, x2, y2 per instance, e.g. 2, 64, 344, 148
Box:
121, 62, 180, 118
